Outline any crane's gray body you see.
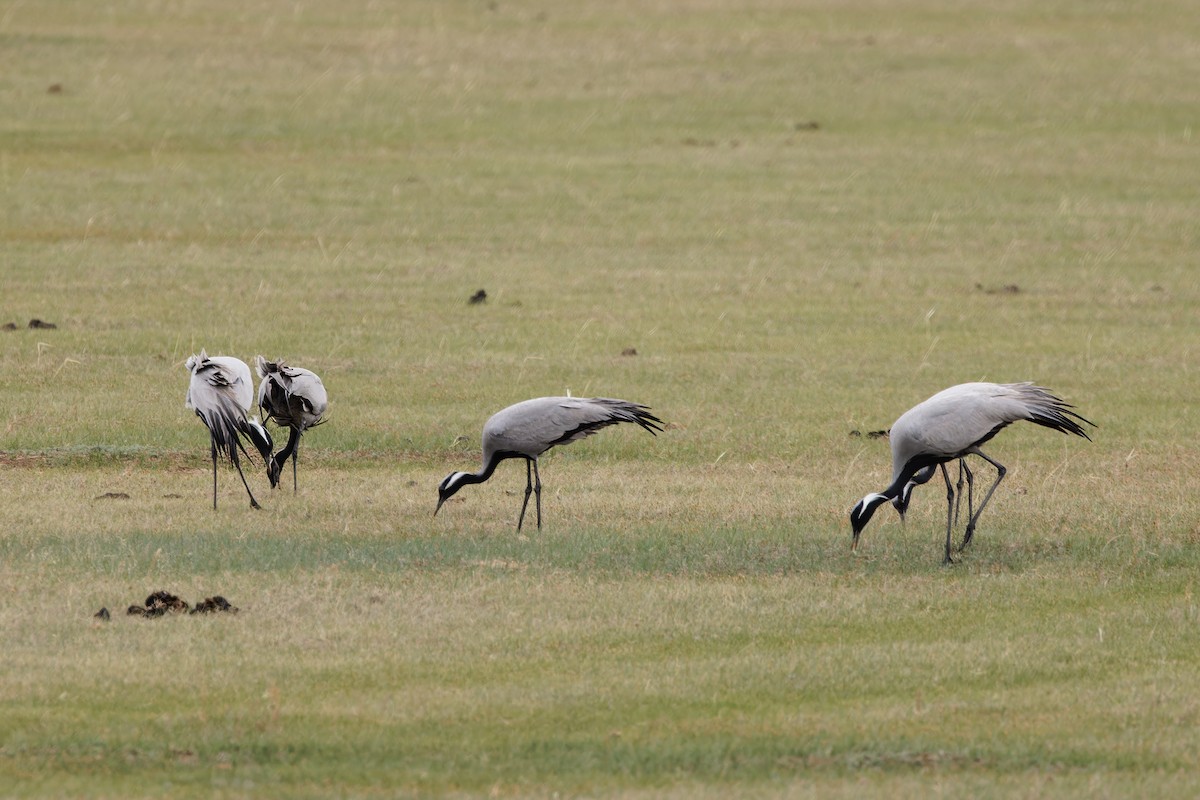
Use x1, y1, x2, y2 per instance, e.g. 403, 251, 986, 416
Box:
888, 382, 1088, 482
853, 382, 1093, 563
185, 351, 273, 509
437, 396, 664, 530
186, 354, 254, 421
255, 356, 327, 491
256, 357, 328, 434
482, 396, 657, 461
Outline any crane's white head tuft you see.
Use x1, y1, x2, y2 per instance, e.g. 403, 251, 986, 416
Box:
850, 492, 890, 549
434, 471, 470, 516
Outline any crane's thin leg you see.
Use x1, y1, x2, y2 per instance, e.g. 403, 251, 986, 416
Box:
940, 463, 956, 565
963, 460, 975, 529
532, 460, 543, 530
959, 449, 1005, 551
211, 443, 219, 511
953, 459, 966, 526
231, 452, 262, 510
292, 444, 299, 494
517, 459, 534, 531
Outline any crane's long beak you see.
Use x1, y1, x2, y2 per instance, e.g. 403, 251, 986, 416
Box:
851, 531, 860, 551
433, 496, 446, 517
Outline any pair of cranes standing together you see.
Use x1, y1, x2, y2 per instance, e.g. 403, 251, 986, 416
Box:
186, 352, 1093, 564
184, 352, 328, 510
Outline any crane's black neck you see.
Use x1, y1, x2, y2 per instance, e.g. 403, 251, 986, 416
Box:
273, 427, 302, 471
462, 450, 526, 484
885, 453, 950, 498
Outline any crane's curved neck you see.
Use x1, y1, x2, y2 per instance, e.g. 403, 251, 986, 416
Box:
273, 427, 302, 469
888, 454, 945, 498
463, 450, 523, 484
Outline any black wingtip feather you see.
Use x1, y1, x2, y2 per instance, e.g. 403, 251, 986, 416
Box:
1025, 392, 1096, 442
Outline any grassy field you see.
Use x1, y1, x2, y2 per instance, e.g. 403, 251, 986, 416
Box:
3, 0, 1200, 796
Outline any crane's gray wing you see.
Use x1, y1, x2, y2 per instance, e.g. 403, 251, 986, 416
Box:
204, 356, 254, 413
898, 382, 1091, 462
188, 362, 257, 462
256, 358, 327, 430
548, 398, 663, 444
285, 370, 328, 425
485, 397, 663, 457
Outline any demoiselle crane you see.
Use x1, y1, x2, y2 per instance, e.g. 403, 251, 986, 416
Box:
185, 351, 274, 509
435, 396, 664, 530
850, 382, 1094, 563
255, 356, 327, 492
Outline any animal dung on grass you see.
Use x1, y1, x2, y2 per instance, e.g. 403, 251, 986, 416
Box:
127, 591, 190, 617
468, 289, 487, 304
976, 283, 1021, 295
94, 492, 131, 501
111, 591, 240, 619
192, 596, 238, 614
3, 319, 58, 330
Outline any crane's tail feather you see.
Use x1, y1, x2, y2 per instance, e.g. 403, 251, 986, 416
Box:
548, 399, 665, 447
1017, 384, 1096, 441
197, 402, 273, 467
589, 398, 665, 434
615, 403, 665, 436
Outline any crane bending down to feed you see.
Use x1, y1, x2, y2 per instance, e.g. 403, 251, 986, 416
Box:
185, 351, 274, 510
850, 382, 1094, 564
435, 397, 664, 530
894, 458, 974, 524
255, 356, 327, 492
